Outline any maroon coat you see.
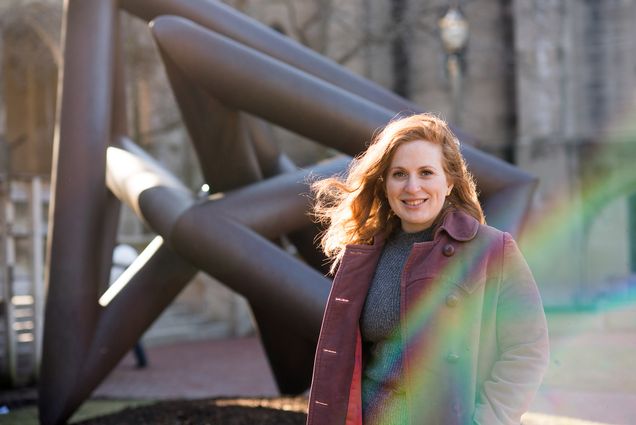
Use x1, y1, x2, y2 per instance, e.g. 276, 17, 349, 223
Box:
306, 209, 549, 425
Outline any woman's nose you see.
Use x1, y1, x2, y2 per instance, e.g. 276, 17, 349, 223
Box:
404, 176, 420, 193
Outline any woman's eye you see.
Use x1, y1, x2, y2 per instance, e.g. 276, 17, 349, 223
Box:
393, 171, 406, 178
420, 169, 433, 176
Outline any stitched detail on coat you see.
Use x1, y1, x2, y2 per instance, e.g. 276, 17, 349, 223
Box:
315, 400, 329, 406
500, 232, 506, 287
335, 297, 350, 303
323, 348, 337, 354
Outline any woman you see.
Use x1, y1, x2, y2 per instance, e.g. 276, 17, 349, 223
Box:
307, 113, 549, 425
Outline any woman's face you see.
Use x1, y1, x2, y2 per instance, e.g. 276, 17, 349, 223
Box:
385, 139, 453, 233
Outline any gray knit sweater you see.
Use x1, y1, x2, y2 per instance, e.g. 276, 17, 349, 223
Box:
360, 226, 433, 425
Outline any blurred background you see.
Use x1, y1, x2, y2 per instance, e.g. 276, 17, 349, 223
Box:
1, 0, 636, 423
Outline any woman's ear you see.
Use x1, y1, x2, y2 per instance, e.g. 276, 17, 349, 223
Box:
447, 184, 454, 196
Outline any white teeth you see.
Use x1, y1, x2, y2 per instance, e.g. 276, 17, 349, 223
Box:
403, 199, 425, 206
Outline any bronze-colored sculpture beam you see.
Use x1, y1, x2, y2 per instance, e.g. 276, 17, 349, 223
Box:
39, 1, 118, 424
159, 52, 265, 191
121, 0, 481, 150
120, 0, 535, 235
190, 160, 348, 237
42, 136, 346, 418
126, 0, 533, 230
136, 0, 529, 227
107, 139, 346, 392
150, 16, 393, 157
107, 137, 347, 241
77, 241, 198, 412
106, 137, 195, 236
143, 3, 296, 191
150, 15, 536, 234
108, 137, 350, 389
107, 137, 347, 333
172, 202, 331, 392
39, 138, 197, 423
456, 147, 539, 235
244, 115, 296, 177
172, 214, 329, 337
96, 12, 127, 299
40, 0, 540, 422
122, 0, 415, 114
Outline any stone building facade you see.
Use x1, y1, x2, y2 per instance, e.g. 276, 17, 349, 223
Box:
513, 1, 636, 306
1, 0, 636, 383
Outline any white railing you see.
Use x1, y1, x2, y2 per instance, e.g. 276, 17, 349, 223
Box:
0, 175, 48, 387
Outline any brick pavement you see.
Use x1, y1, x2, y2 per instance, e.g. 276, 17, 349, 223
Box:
92, 314, 636, 425
93, 336, 279, 400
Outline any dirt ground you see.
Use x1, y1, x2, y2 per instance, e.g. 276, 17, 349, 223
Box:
74, 397, 308, 425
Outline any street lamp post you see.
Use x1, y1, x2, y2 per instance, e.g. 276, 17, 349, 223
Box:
438, 6, 469, 125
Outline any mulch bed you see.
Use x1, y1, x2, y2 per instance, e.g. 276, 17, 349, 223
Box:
75, 397, 309, 425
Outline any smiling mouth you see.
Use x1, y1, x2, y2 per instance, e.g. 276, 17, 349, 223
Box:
402, 199, 427, 206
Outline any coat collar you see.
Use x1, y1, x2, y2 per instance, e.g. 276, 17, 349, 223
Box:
347, 208, 479, 254
435, 208, 480, 241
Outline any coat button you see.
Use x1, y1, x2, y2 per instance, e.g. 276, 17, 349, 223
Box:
446, 293, 459, 307
446, 353, 460, 364
443, 244, 455, 256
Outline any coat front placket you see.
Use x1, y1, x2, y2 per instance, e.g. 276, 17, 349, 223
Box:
307, 242, 384, 425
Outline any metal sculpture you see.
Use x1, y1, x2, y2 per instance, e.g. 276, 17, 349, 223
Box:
39, 1, 537, 424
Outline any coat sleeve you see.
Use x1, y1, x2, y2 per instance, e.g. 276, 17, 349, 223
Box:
472, 232, 550, 425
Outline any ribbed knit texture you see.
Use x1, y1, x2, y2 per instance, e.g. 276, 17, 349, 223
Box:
360, 226, 433, 425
